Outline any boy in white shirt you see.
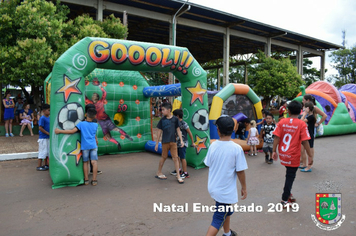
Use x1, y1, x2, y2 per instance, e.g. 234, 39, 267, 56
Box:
204, 115, 248, 236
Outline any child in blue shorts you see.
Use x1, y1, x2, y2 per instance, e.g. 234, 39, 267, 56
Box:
55, 108, 99, 186
204, 115, 248, 236
170, 109, 196, 178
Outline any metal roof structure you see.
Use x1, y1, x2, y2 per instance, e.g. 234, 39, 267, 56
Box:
62, 0, 342, 64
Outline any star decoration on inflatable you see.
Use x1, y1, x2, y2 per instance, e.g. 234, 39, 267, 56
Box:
186, 81, 207, 105
68, 140, 82, 165
56, 75, 82, 103
194, 135, 207, 154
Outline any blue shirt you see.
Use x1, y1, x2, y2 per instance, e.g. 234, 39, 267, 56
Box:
76, 121, 98, 150
39, 115, 50, 139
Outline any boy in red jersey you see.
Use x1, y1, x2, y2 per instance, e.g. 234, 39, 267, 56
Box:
85, 82, 132, 150
272, 101, 313, 208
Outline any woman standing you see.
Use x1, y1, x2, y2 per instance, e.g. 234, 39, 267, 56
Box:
2, 91, 15, 137
299, 94, 327, 171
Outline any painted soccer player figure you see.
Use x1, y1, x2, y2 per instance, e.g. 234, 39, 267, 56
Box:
85, 82, 133, 150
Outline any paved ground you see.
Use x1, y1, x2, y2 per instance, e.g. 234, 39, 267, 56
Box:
0, 128, 160, 155
0, 134, 39, 154
0, 134, 355, 236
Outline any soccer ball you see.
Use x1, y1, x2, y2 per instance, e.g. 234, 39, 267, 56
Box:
192, 109, 209, 131
114, 113, 125, 126
58, 103, 84, 130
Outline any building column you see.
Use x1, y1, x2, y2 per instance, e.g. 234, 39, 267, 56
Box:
123, 11, 128, 40
96, 0, 103, 21
217, 68, 221, 90
320, 51, 325, 80
223, 27, 230, 87
244, 63, 248, 84
169, 16, 174, 45
168, 17, 174, 86
297, 45, 303, 76
265, 37, 271, 57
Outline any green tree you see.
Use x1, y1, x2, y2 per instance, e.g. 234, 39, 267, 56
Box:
143, 72, 169, 86
329, 46, 356, 88
248, 52, 303, 108
202, 59, 247, 91
302, 58, 322, 87
290, 58, 322, 87
0, 0, 127, 108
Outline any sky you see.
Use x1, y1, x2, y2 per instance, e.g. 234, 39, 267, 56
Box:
189, 0, 356, 78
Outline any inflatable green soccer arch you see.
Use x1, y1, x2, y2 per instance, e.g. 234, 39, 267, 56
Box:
50, 37, 209, 189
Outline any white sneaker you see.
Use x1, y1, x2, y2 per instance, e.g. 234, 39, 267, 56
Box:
281, 201, 291, 209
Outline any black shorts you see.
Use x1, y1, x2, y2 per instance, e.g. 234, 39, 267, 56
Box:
308, 138, 314, 148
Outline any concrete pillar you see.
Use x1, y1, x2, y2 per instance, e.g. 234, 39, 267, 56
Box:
297, 45, 303, 76
168, 17, 174, 86
217, 68, 221, 90
169, 16, 173, 45
244, 63, 248, 84
123, 11, 127, 26
320, 51, 325, 81
223, 28, 230, 87
123, 11, 127, 40
96, 0, 103, 21
265, 37, 271, 57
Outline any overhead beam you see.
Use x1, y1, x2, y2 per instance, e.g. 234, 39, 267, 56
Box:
61, 0, 326, 57
301, 46, 323, 56
61, 0, 97, 8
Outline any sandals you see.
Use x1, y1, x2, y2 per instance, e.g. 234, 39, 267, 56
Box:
177, 178, 184, 184
155, 174, 184, 184
155, 175, 167, 180
84, 180, 98, 186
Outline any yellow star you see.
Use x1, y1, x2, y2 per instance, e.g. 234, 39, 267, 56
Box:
56, 74, 82, 102
194, 135, 207, 154
68, 140, 82, 165
186, 81, 207, 105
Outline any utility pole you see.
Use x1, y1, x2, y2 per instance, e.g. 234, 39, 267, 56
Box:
342, 30, 346, 47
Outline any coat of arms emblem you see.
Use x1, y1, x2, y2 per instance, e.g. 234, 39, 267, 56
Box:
311, 193, 345, 230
